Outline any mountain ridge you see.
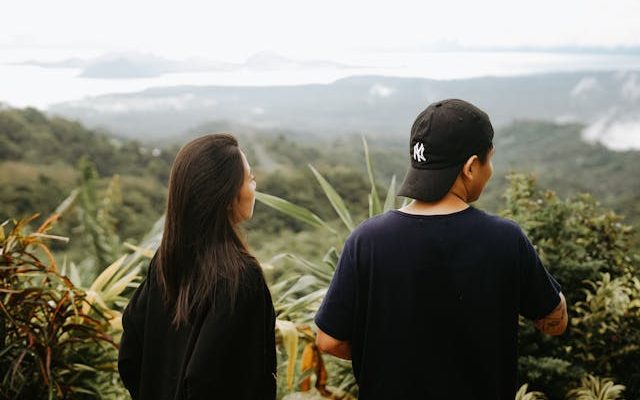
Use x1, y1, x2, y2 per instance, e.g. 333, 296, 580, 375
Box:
48, 71, 640, 151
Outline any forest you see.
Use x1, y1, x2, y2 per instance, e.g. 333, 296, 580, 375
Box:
1, 106, 639, 399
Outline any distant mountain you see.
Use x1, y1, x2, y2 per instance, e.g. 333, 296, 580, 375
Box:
17, 51, 355, 79
79, 54, 235, 79
48, 71, 640, 150
15, 52, 234, 79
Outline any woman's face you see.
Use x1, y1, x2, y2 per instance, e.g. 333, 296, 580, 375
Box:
231, 150, 256, 223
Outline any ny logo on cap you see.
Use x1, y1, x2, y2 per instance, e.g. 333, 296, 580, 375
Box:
413, 142, 427, 162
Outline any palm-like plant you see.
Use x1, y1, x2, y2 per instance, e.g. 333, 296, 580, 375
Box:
256, 137, 401, 398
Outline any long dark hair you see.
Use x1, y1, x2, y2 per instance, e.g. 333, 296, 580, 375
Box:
156, 133, 257, 327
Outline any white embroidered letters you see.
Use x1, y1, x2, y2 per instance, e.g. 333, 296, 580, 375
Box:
413, 142, 427, 162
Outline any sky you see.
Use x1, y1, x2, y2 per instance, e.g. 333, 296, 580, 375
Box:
2, 0, 640, 115
2, 0, 640, 63
1, 1, 640, 150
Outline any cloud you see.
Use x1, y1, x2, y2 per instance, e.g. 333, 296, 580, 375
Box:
243, 51, 353, 71
583, 109, 640, 151
571, 77, 599, 97
621, 73, 640, 101
554, 114, 579, 124
67, 93, 202, 112
251, 107, 265, 115
13, 58, 87, 69
369, 84, 396, 98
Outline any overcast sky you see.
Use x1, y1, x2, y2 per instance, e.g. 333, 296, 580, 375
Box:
2, 0, 639, 62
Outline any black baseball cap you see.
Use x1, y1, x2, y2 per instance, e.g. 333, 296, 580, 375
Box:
397, 99, 494, 202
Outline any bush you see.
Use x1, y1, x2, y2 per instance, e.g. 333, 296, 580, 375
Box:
0, 215, 120, 399
503, 174, 640, 398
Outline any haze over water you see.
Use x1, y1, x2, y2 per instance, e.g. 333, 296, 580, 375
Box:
3, 50, 640, 109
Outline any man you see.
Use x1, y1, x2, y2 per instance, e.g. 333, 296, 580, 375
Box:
314, 99, 567, 400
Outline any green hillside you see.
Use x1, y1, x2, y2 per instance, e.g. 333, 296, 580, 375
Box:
49, 71, 640, 140
2, 105, 640, 398
487, 120, 640, 223
0, 107, 175, 261
1, 107, 638, 264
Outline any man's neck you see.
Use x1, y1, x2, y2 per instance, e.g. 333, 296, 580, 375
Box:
399, 193, 470, 216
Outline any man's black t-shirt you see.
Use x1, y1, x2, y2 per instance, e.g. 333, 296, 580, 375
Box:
315, 207, 561, 400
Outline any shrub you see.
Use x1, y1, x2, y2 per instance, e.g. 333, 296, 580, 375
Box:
0, 214, 118, 399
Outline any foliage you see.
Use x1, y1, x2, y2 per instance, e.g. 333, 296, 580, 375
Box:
565, 375, 625, 400
514, 384, 547, 400
74, 158, 122, 278
502, 174, 640, 398
258, 138, 402, 399
0, 107, 176, 182
0, 214, 119, 399
0, 172, 157, 400
0, 106, 171, 265
3, 107, 640, 399
517, 355, 583, 398
571, 273, 640, 385
490, 121, 640, 229
247, 165, 374, 239
258, 143, 640, 399
267, 249, 357, 399
3, 105, 640, 262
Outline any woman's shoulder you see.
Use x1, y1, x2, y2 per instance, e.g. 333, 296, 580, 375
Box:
240, 257, 267, 290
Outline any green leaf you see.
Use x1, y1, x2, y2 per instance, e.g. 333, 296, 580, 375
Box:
254, 192, 336, 234
89, 255, 126, 292
273, 253, 334, 282
268, 275, 300, 298
400, 196, 411, 208
275, 275, 318, 305
383, 175, 397, 212
322, 247, 340, 271
362, 136, 382, 217
308, 164, 354, 232
278, 289, 327, 319
54, 189, 79, 215
103, 266, 141, 300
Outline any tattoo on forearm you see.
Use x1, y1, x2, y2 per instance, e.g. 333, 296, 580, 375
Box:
534, 297, 567, 335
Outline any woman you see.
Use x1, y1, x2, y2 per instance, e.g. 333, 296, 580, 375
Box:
118, 134, 276, 400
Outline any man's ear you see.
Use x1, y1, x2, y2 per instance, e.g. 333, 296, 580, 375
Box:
461, 155, 479, 180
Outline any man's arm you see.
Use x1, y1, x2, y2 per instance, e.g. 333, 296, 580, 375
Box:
316, 328, 352, 360
533, 291, 568, 336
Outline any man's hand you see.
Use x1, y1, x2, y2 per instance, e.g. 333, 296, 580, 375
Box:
533, 292, 568, 336
316, 328, 352, 360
